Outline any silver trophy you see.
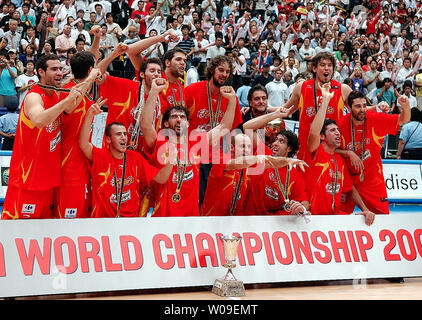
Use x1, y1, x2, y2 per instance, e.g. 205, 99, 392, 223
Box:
212, 235, 245, 297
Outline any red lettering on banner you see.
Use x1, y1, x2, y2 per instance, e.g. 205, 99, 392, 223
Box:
53, 236, 78, 274
355, 231, 373, 262
77, 236, 103, 273
262, 232, 275, 265
101, 236, 123, 272
396, 229, 417, 261
120, 235, 143, 271
346, 231, 360, 262
152, 234, 174, 270
290, 232, 314, 264
414, 229, 422, 257
379, 229, 401, 261
310, 231, 332, 263
328, 231, 351, 263
272, 231, 293, 265
242, 232, 262, 266
0, 242, 5, 277
195, 233, 218, 268
173, 234, 197, 268
15, 238, 52, 275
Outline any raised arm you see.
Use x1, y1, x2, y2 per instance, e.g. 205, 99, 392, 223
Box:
78, 97, 107, 162
140, 77, 167, 150
397, 95, 411, 125
307, 82, 334, 154
24, 82, 88, 129
126, 29, 178, 72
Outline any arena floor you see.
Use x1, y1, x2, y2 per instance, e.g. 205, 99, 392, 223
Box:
10, 277, 421, 300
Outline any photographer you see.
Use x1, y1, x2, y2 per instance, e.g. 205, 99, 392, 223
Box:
0, 50, 18, 111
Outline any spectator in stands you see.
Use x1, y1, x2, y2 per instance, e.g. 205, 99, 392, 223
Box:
0, 50, 17, 110
55, 24, 75, 60
397, 108, 422, 160
0, 97, 19, 150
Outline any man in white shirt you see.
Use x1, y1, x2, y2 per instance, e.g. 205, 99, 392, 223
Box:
206, 32, 225, 61
298, 37, 315, 72
186, 57, 200, 86
201, 0, 217, 21
192, 28, 209, 63
399, 81, 418, 109
265, 69, 288, 107
146, 5, 164, 35
55, 0, 76, 31
15, 60, 38, 108
71, 19, 91, 45
396, 58, 415, 91
106, 13, 122, 49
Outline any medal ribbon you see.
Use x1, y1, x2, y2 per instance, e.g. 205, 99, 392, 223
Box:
229, 169, 244, 215
114, 152, 127, 218
274, 167, 290, 210
206, 81, 222, 129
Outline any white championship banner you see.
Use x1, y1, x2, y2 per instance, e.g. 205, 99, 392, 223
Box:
0, 214, 422, 298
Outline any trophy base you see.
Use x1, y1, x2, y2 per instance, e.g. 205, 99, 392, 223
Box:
212, 279, 246, 297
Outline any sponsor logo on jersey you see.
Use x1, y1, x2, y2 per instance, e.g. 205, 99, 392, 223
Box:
65, 208, 77, 218
22, 204, 36, 214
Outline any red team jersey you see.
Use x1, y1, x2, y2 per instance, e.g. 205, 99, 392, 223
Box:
2, 84, 62, 219
200, 164, 250, 216
297, 79, 345, 160
338, 111, 399, 214
99, 75, 141, 143
241, 166, 308, 215
56, 81, 95, 218
305, 144, 353, 215
147, 132, 207, 217
161, 72, 185, 108
90, 147, 159, 218
184, 81, 243, 133
61, 81, 93, 186
8, 84, 62, 190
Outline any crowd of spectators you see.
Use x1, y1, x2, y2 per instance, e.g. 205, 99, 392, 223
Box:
0, 0, 422, 155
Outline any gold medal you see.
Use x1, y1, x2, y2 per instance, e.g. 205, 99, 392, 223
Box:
359, 171, 364, 182
284, 200, 291, 212
172, 193, 181, 203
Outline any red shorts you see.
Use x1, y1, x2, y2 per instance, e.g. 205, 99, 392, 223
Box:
341, 180, 389, 215
1, 186, 56, 219
55, 184, 92, 218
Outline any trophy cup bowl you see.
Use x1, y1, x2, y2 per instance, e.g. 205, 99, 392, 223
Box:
212, 235, 246, 297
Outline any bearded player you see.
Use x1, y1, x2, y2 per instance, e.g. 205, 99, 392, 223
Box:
183, 55, 244, 206
337, 90, 410, 214
306, 83, 375, 225
141, 77, 238, 216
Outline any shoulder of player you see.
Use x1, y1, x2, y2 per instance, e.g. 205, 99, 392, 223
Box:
183, 80, 205, 92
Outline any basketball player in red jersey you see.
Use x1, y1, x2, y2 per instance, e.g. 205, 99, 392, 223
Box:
79, 102, 176, 218
183, 55, 244, 206
57, 51, 99, 218
161, 48, 187, 108
337, 90, 410, 215
1, 54, 97, 219
141, 77, 238, 217
92, 30, 178, 153
240, 109, 309, 216
281, 52, 352, 160
306, 83, 375, 225
200, 132, 306, 216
